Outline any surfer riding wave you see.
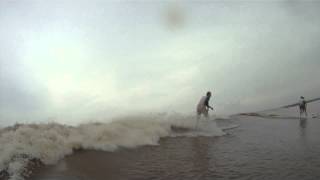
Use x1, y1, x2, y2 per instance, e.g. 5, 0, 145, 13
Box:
196, 91, 214, 119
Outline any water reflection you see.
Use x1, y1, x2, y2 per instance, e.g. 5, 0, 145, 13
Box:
299, 117, 307, 129
299, 117, 308, 142
191, 137, 210, 177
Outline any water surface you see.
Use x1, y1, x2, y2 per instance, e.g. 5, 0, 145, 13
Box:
30, 115, 320, 180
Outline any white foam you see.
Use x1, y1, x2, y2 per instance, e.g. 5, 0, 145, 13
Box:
0, 113, 225, 180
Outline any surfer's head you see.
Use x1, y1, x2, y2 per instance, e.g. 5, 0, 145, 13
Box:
301, 96, 304, 99
207, 91, 212, 97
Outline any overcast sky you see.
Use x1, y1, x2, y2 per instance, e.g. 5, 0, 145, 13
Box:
1, 0, 320, 125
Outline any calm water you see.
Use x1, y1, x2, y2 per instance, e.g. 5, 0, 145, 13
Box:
30, 115, 320, 180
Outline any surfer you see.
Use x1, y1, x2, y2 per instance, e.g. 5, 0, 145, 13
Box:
299, 96, 308, 117
197, 91, 214, 119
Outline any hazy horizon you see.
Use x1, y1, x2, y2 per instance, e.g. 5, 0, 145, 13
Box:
1, 0, 320, 125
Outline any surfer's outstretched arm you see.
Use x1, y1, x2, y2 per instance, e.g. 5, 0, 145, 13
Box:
204, 97, 213, 110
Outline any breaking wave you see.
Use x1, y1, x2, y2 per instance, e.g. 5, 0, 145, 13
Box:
0, 113, 225, 180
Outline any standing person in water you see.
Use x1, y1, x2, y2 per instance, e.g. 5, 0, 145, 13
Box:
299, 96, 308, 117
197, 91, 214, 119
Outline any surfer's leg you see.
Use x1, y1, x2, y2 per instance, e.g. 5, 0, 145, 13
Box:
197, 113, 201, 120
196, 109, 201, 120
204, 109, 209, 119
195, 111, 202, 129
301, 107, 306, 117
304, 108, 308, 117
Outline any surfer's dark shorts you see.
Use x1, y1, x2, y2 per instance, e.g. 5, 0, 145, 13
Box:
299, 105, 306, 111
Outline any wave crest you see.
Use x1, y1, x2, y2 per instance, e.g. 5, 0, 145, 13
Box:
0, 113, 224, 180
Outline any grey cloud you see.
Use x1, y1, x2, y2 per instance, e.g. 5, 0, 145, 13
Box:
1, 1, 320, 125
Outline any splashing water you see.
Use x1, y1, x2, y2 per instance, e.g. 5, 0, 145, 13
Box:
0, 113, 226, 180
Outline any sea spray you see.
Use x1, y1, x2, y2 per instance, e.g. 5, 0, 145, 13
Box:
0, 113, 225, 180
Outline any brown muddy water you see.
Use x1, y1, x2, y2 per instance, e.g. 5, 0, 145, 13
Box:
30, 115, 320, 180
